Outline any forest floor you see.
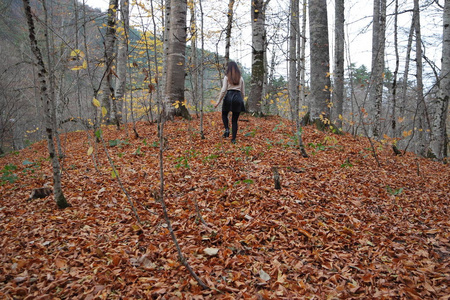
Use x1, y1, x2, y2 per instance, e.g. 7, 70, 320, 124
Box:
0, 112, 449, 299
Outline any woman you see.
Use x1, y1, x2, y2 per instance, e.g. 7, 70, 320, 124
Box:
214, 61, 245, 143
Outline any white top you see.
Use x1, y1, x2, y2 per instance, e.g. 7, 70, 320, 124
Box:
217, 76, 245, 103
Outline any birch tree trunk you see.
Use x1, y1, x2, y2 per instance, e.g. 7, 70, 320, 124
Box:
22, 0, 70, 209
391, 0, 399, 137
308, 0, 331, 127
399, 15, 415, 137
165, 0, 190, 119
247, 0, 268, 115
189, 0, 198, 114
334, 0, 344, 130
429, 0, 450, 160
101, 0, 118, 125
413, 0, 427, 156
114, 0, 130, 128
288, 0, 299, 121
299, 0, 307, 114
368, 0, 386, 138
225, 0, 235, 64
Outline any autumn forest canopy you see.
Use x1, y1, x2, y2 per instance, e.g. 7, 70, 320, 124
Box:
0, 0, 449, 298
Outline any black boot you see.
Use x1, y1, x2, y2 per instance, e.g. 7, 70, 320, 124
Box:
223, 129, 230, 138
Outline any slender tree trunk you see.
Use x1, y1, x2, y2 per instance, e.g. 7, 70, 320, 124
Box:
399, 15, 415, 138
308, 0, 331, 127
334, 0, 344, 130
22, 0, 70, 209
429, 0, 450, 160
188, 0, 199, 116
299, 0, 307, 115
368, 0, 386, 138
247, 0, 268, 115
413, 0, 427, 156
199, 0, 205, 139
224, 0, 235, 64
391, 0, 399, 137
165, 0, 190, 119
114, 0, 130, 129
101, 0, 118, 124
288, 0, 299, 121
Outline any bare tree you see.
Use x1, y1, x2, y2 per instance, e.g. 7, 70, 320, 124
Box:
247, 0, 270, 115
114, 0, 130, 128
429, 0, 449, 160
165, 0, 190, 119
308, 0, 331, 128
334, 0, 344, 130
413, 0, 427, 156
22, 0, 70, 209
100, 0, 119, 125
224, 0, 235, 64
368, 0, 386, 138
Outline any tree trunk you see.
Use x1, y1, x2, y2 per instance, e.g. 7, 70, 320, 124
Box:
368, 0, 386, 138
224, 0, 235, 64
308, 0, 331, 126
299, 0, 307, 115
391, 0, 399, 137
165, 0, 190, 119
288, 0, 299, 121
101, 0, 118, 124
334, 0, 344, 130
247, 0, 267, 115
429, 0, 449, 160
199, 0, 205, 138
399, 14, 415, 137
22, 0, 70, 209
413, 0, 427, 156
114, 0, 130, 129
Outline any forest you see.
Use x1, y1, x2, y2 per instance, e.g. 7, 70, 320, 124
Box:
0, 0, 449, 298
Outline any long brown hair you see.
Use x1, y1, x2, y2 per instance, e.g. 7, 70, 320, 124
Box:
226, 61, 241, 85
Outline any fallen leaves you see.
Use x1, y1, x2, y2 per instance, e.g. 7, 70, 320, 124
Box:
0, 112, 449, 298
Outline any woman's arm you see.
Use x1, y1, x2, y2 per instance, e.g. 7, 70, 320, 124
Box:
215, 76, 228, 108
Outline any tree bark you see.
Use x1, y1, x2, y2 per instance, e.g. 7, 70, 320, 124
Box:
413, 0, 427, 156
308, 0, 331, 126
165, 0, 190, 119
429, 0, 449, 160
247, 0, 268, 115
22, 0, 70, 209
101, 0, 118, 124
368, 0, 386, 138
334, 0, 344, 130
224, 0, 235, 64
114, 0, 130, 129
288, 0, 299, 121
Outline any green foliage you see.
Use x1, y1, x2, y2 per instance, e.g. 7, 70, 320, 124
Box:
340, 159, 353, 168
386, 186, 403, 196
134, 146, 142, 155
234, 179, 254, 186
202, 154, 218, 164
95, 129, 102, 139
1, 164, 18, 185
175, 156, 190, 169
241, 146, 253, 156
108, 139, 129, 147
22, 159, 41, 174
308, 142, 326, 151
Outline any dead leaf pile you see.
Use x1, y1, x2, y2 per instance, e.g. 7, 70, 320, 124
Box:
0, 112, 449, 299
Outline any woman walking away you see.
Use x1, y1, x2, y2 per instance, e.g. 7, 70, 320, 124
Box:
215, 61, 245, 143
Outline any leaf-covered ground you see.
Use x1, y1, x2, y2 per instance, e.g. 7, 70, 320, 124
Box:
0, 113, 449, 299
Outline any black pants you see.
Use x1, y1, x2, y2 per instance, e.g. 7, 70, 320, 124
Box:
222, 111, 240, 140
